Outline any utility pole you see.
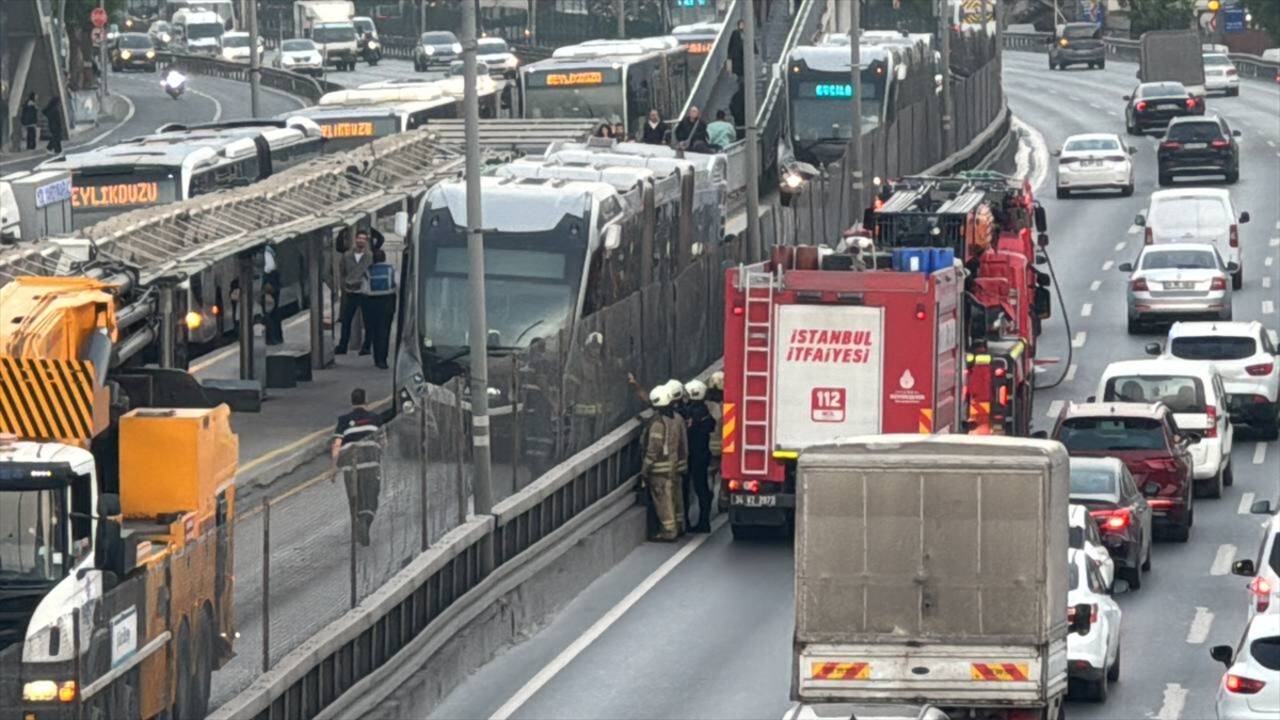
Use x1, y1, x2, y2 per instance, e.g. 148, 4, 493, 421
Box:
994, 0, 1003, 79
741, 2, 761, 258
616, 0, 626, 38
460, 0, 495, 565
938, 0, 954, 155
420, 0, 427, 36
247, 0, 261, 117
98, 0, 109, 99
848, 0, 863, 222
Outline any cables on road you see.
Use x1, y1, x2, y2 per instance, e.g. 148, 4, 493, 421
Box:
1035, 243, 1074, 391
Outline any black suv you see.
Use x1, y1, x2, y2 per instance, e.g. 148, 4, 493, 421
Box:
1124, 81, 1202, 135
1049, 22, 1105, 70
414, 31, 460, 71
1157, 116, 1241, 186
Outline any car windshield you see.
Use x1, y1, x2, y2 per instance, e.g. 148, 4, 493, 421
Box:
479, 39, 509, 53
1104, 375, 1206, 413
1064, 25, 1098, 39
118, 34, 151, 49
1252, 636, 1280, 671
1169, 335, 1256, 361
283, 40, 315, 52
354, 19, 374, 33
1167, 122, 1223, 142
314, 25, 355, 43
1140, 249, 1218, 270
1203, 54, 1232, 67
1139, 83, 1186, 98
1064, 138, 1119, 152
0, 488, 68, 583
1058, 417, 1169, 452
1070, 467, 1118, 495
222, 35, 249, 48
422, 32, 456, 44
1150, 198, 1228, 233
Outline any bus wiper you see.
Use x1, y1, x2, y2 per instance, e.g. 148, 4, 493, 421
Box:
513, 320, 544, 345
796, 136, 850, 155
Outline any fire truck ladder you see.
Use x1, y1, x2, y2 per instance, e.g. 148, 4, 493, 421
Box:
739, 267, 776, 475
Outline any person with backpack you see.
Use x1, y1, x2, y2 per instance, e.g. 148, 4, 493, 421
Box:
363, 248, 396, 369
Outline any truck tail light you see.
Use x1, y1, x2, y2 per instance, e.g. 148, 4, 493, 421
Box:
1090, 508, 1132, 532
1131, 277, 1149, 291
1159, 141, 1182, 151
1144, 226, 1153, 244
1211, 138, 1230, 149
728, 479, 742, 492
1136, 101, 1148, 111
1225, 674, 1267, 694
1185, 98, 1198, 110
733, 304, 744, 316
998, 384, 1010, 407
1250, 576, 1273, 613
1246, 362, 1274, 377
1204, 406, 1218, 438
744, 480, 761, 494
1229, 224, 1239, 247
1210, 277, 1227, 291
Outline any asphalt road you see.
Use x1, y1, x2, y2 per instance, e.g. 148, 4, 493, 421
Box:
427, 53, 1280, 720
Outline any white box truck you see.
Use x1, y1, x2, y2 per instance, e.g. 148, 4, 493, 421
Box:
294, 1, 358, 70
1138, 30, 1206, 99
792, 435, 1091, 720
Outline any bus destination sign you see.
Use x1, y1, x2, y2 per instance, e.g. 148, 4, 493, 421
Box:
320, 121, 376, 139
72, 181, 160, 209
799, 82, 855, 99
546, 71, 605, 86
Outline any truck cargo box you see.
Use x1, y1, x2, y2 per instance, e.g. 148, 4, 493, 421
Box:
1139, 30, 1206, 97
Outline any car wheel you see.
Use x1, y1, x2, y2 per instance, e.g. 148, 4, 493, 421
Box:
1157, 171, 1172, 186
1167, 521, 1191, 543
1056, 187, 1069, 199
1204, 465, 1224, 499
1107, 645, 1121, 682
1099, 59, 1106, 70
1224, 460, 1234, 487
1141, 538, 1152, 571
1260, 410, 1280, 441
1225, 169, 1239, 184
1127, 316, 1142, 334
1124, 565, 1141, 590
1227, 87, 1239, 97
1232, 267, 1243, 291
1121, 183, 1134, 197
1086, 672, 1109, 703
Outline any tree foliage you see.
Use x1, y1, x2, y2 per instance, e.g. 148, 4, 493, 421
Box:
1248, 1, 1280, 45
1116, 0, 1196, 36
59, 0, 128, 90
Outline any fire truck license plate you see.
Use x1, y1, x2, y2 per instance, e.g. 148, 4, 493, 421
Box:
732, 494, 777, 508
811, 387, 847, 422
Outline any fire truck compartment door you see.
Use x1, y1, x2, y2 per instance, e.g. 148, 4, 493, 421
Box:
773, 304, 884, 449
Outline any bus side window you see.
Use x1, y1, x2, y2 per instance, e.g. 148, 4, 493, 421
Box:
189, 167, 220, 197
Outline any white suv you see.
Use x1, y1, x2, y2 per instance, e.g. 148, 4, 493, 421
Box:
1070, 503, 1116, 589
1136, 188, 1250, 290
1233, 508, 1280, 620
1150, 322, 1280, 439
1095, 358, 1234, 497
1211, 613, 1280, 720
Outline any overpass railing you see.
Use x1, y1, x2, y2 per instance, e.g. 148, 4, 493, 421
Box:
1003, 32, 1280, 80
157, 52, 338, 103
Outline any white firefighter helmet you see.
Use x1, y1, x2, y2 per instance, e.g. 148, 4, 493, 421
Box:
649, 384, 675, 408
684, 379, 707, 401
665, 378, 684, 399
708, 370, 724, 390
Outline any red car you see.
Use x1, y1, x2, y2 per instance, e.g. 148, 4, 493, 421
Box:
1051, 402, 1197, 542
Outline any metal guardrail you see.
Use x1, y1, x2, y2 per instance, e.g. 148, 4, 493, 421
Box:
680, 0, 741, 122
1002, 32, 1280, 80
157, 52, 337, 104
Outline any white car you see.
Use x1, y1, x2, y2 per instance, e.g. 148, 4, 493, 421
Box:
1233, 509, 1280, 620
1054, 133, 1136, 198
1152, 321, 1280, 439
1136, 188, 1250, 290
1070, 503, 1116, 589
1204, 53, 1241, 96
1211, 613, 1280, 719
1067, 548, 1122, 702
1095, 358, 1234, 496
274, 38, 324, 76
477, 37, 519, 75
219, 31, 261, 63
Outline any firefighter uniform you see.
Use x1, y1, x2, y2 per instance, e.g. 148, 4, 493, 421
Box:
681, 380, 716, 533
643, 385, 689, 541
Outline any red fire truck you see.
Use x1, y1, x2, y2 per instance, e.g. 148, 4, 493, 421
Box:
720, 173, 1051, 538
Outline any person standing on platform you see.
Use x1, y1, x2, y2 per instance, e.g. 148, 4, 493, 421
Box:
362, 249, 396, 369
335, 231, 373, 355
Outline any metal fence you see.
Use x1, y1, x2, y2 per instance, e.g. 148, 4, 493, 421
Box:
1003, 31, 1280, 81
156, 52, 335, 104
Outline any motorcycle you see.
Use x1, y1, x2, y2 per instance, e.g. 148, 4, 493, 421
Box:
161, 69, 187, 100
360, 33, 381, 66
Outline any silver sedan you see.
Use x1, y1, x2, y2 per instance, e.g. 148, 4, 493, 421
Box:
1120, 242, 1235, 334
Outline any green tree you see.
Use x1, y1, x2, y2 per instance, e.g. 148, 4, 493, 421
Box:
1117, 0, 1196, 36
60, 0, 128, 90
1247, 1, 1280, 45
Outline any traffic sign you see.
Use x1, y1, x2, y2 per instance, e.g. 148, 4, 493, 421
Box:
91, 7, 108, 28
91, 27, 106, 43
1223, 7, 1246, 34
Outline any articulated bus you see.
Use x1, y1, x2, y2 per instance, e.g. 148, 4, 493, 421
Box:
671, 20, 722, 73
520, 37, 691, 137
38, 119, 325, 229
288, 84, 460, 151
784, 42, 899, 166
357, 63, 504, 118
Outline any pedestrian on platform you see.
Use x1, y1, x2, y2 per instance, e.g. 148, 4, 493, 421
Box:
674, 106, 708, 150
20, 93, 38, 151
335, 230, 373, 355
332, 387, 382, 460
362, 248, 396, 369
332, 388, 384, 545
641, 108, 666, 144
706, 109, 736, 150
261, 245, 284, 345
728, 20, 745, 79
42, 95, 63, 155
593, 122, 613, 139
642, 384, 688, 541
681, 379, 716, 533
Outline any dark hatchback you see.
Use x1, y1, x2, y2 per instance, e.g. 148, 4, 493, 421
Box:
1069, 456, 1153, 588
1158, 115, 1241, 186
111, 32, 157, 72
1049, 22, 1105, 70
415, 31, 461, 71
1053, 402, 1196, 543
1125, 82, 1203, 135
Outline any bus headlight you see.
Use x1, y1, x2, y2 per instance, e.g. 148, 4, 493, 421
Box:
185, 311, 203, 330
22, 680, 74, 703
783, 171, 805, 190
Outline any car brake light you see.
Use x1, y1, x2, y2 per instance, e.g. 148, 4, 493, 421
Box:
1144, 226, 1153, 245
1204, 406, 1218, 438
1246, 362, 1275, 377
1210, 277, 1227, 291
1225, 674, 1267, 694
1226, 68, 1237, 76
1131, 277, 1149, 291
1186, 98, 1198, 109
1090, 508, 1132, 532
1211, 138, 1230, 148
1160, 141, 1182, 151
1136, 101, 1148, 111
1229, 224, 1239, 247
744, 480, 761, 494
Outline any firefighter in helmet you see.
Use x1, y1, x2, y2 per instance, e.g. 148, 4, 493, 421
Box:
681, 379, 716, 533
643, 384, 689, 541
706, 371, 725, 478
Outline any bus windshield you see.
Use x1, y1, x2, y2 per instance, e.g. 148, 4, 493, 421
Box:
789, 68, 887, 144
186, 22, 224, 40
70, 167, 182, 228
313, 25, 355, 43
524, 83, 623, 124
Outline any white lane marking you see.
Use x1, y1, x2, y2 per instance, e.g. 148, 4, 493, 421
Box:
1081, 303, 1093, 317
1114, 240, 1126, 251
1267, 256, 1275, 267
1072, 331, 1088, 348
1157, 683, 1189, 720
1255, 442, 1268, 465
1107, 110, 1119, 116
1264, 300, 1276, 315
1128, 224, 1141, 234
1090, 280, 1102, 291
1065, 363, 1078, 382
1266, 277, 1273, 289
1210, 545, 1237, 576
190, 88, 223, 123
1270, 237, 1280, 247
1046, 399, 1064, 419
1269, 140, 1278, 148
1102, 260, 1114, 271
1186, 607, 1215, 644
1012, 115, 1050, 191
1239, 492, 1256, 514
487, 520, 722, 720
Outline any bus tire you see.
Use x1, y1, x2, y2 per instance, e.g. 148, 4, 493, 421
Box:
191, 615, 214, 719
172, 622, 194, 720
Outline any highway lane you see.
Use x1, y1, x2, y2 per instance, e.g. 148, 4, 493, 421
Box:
427, 53, 1280, 720
0, 68, 308, 174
